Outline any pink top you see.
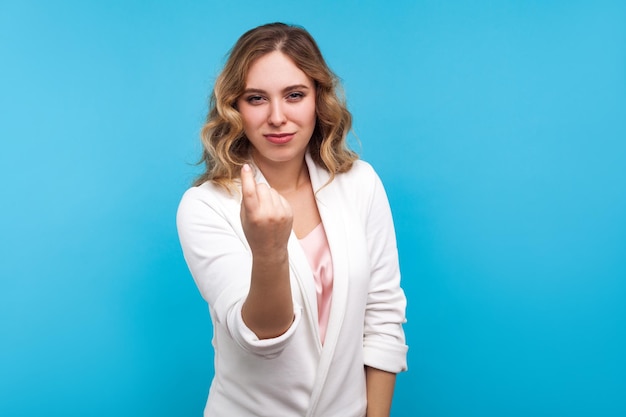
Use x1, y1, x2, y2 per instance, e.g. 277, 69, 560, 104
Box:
298, 223, 334, 345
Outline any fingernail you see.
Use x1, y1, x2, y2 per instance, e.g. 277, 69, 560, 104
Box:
242, 164, 250, 172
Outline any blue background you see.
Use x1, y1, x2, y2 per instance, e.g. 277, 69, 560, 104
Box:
1, 1, 625, 416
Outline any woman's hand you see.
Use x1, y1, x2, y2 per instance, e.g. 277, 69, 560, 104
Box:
240, 164, 293, 258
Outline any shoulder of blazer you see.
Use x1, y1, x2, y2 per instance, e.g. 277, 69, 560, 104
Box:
177, 180, 243, 231
306, 154, 379, 193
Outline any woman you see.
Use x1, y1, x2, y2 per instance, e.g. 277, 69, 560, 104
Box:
177, 22, 408, 417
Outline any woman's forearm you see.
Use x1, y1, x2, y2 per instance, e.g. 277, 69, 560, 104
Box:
365, 366, 397, 417
239, 164, 295, 339
242, 251, 294, 339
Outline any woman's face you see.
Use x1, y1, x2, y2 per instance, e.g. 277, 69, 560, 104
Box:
237, 51, 317, 169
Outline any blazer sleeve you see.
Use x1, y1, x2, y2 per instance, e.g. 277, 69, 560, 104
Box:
176, 185, 302, 359
361, 168, 409, 373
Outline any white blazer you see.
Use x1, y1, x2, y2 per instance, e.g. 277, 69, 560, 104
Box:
177, 154, 408, 417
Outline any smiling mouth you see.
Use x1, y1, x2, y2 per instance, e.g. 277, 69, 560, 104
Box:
264, 133, 295, 144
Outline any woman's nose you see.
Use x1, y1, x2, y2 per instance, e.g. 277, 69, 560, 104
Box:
268, 101, 287, 126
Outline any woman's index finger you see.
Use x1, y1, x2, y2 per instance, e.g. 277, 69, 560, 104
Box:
240, 164, 258, 210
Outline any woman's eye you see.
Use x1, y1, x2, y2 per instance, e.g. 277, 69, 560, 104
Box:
287, 92, 304, 101
246, 95, 265, 104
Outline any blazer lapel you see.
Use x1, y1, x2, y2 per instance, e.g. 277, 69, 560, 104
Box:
304, 153, 351, 416
287, 234, 321, 349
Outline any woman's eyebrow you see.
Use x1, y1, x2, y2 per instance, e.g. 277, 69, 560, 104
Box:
242, 88, 266, 94
282, 84, 310, 93
242, 84, 311, 95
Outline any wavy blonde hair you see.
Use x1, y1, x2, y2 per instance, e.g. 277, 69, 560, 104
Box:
194, 22, 358, 188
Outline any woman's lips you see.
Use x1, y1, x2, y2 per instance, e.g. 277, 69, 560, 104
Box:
264, 133, 294, 144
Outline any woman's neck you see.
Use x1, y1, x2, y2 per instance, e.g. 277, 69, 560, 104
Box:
253, 155, 309, 194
